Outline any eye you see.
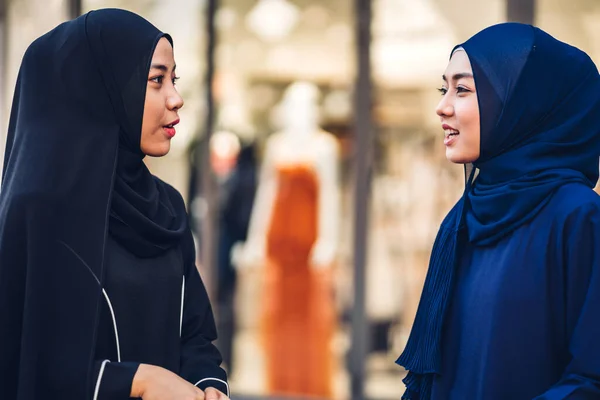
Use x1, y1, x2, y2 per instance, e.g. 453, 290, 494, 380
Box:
437, 87, 448, 96
150, 75, 164, 84
456, 85, 471, 94
172, 76, 180, 85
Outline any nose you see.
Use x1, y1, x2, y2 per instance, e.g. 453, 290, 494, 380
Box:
167, 87, 184, 111
436, 93, 453, 119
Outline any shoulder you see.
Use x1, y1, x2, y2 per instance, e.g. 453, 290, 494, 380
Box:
316, 130, 338, 150
550, 183, 600, 216
311, 131, 339, 161
260, 133, 284, 159
548, 183, 600, 234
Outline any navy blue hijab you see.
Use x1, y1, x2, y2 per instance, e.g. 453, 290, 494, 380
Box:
0, 9, 185, 399
397, 23, 600, 399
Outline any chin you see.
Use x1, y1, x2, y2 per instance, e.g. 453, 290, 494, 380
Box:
142, 142, 171, 157
446, 150, 479, 164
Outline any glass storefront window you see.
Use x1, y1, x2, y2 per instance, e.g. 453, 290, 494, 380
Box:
4, 1, 600, 398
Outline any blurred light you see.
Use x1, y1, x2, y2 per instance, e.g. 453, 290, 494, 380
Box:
210, 130, 241, 178
372, 0, 456, 85
245, 0, 300, 42
234, 39, 266, 67
373, 0, 446, 36
216, 7, 238, 31
216, 44, 235, 67
302, 4, 330, 29
247, 84, 278, 112
265, 44, 297, 71
373, 36, 455, 85
323, 89, 352, 120
218, 102, 255, 141
326, 23, 353, 46
210, 130, 241, 158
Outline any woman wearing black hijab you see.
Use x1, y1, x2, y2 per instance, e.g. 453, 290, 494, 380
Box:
0, 9, 229, 400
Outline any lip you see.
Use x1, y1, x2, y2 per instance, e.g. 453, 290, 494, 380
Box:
442, 123, 458, 133
164, 126, 176, 138
163, 119, 180, 139
444, 134, 458, 146
442, 123, 459, 147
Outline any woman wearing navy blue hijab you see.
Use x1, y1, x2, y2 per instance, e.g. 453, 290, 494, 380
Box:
0, 9, 229, 400
396, 23, 600, 399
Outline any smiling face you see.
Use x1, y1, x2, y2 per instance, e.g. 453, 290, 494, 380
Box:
140, 37, 184, 157
436, 48, 481, 164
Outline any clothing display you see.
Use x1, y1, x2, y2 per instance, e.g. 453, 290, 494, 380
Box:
262, 164, 335, 398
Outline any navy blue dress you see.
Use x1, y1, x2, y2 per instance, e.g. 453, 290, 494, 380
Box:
431, 184, 600, 399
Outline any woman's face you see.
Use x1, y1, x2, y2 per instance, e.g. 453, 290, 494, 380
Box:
436, 48, 480, 164
140, 37, 184, 157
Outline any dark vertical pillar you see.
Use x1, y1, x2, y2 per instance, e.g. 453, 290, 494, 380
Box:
506, 0, 535, 24
68, 0, 81, 19
350, 0, 373, 398
199, 0, 218, 299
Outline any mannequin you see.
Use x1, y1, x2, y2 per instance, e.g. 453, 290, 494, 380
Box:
235, 81, 339, 397
213, 131, 257, 377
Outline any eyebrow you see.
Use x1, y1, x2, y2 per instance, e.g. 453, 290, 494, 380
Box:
442, 72, 473, 82
150, 63, 177, 72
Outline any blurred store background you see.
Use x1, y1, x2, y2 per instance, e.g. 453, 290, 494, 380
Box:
1, 0, 599, 399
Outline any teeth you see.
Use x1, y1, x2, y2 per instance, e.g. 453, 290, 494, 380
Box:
444, 129, 459, 135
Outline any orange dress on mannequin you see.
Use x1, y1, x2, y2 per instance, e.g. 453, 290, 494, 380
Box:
262, 164, 335, 398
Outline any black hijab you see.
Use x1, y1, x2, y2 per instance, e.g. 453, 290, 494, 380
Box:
0, 9, 185, 399
98, 11, 186, 257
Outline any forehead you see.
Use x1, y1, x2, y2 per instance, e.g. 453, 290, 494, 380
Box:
445, 49, 473, 76
151, 37, 175, 62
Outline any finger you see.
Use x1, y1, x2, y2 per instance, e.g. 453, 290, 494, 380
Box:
217, 391, 229, 400
195, 387, 205, 400
204, 387, 221, 400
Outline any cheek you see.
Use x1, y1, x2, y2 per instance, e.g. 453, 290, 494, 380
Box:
142, 94, 163, 131
457, 102, 480, 144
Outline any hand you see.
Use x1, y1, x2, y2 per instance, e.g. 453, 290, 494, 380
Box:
204, 387, 230, 400
132, 364, 205, 400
